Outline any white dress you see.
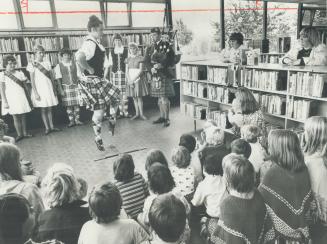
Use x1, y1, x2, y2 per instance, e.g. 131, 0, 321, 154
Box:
27, 61, 58, 108
1, 71, 32, 115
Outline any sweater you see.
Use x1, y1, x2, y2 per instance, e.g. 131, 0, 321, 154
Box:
258, 164, 314, 242
36, 200, 90, 244
211, 190, 275, 244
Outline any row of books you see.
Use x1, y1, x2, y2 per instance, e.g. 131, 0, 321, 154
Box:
0, 38, 19, 53
287, 98, 312, 121
240, 69, 287, 91
207, 67, 229, 85
183, 81, 207, 99
181, 65, 207, 81
181, 102, 207, 120
68, 36, 85, 50
289, 72, 326, 98
26, 53, 59, 67
253, 92, 286, 115
207, 110, 229, 129
207, 85, 233, 105
24, 37, 64, 51
0, 54, 22, 68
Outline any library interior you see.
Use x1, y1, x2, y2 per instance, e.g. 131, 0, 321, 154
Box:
0, 0, 327, 244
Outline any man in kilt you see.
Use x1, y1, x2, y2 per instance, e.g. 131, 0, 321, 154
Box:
144, 27, 181, 127
75, 15, 120, 151
55, 48, 84, 127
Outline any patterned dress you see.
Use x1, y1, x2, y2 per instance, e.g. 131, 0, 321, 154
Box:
126, 55, 149, 97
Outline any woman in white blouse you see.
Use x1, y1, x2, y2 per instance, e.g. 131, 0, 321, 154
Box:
75, 15, 120, 151
219, 32, 245, 64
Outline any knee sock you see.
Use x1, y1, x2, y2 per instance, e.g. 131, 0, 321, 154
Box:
66, 107, 74, 123
92, 110, 104, 141
74, 106, 81, 122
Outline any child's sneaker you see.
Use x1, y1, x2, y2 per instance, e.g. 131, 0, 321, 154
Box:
95, 138, 105, 151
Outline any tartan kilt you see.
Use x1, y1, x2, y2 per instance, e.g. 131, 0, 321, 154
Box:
111, 71, 126, 95
78, 76, 120, 111
150, 73, 175, 98
61, 84, 82, 107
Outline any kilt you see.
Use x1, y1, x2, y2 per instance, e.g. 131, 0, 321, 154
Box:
150, 73, 175, 98
111, 71, 126, 95
78, 76, 120, 111
61, 84, 82, 107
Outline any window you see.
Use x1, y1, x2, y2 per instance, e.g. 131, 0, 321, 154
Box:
105, 2, 129, 27
55, 1, 102, 29
21, 0, 53, 28
132, 3, 166, 27
0, 0, 18, 29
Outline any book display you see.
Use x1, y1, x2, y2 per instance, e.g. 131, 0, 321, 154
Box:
181, 60, 327, 131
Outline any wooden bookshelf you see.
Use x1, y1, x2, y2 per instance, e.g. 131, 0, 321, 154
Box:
180, 60, 327, 132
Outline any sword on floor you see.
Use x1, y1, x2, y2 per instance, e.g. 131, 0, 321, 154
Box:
94, 147, 148, 162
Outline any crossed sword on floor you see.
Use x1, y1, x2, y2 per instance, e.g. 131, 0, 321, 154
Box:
94, 146, 148, 162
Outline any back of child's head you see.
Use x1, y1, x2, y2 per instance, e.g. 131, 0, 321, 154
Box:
77, 178, 88, 200
147, 163, 175, 194
89, 182, 122, 223
224, 154, 255, 193
145, 149, 168, 171
113, 154, 135, 182
0, 143, 22, 181
231, 139, 252, 159
179, 134, 196, 153
205, 126, 225, 146
303, 116, 327, 164
268, 129, 305, 172
241, 125, 261, 143
171, 146, 191, 169
149, 193, 186, 243
203, 153, 223, 176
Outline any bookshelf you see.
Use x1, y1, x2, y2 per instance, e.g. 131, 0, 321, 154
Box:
0, 29, 152, 73
180, 60, 327, 133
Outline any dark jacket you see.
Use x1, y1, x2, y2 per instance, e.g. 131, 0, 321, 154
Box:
36, 200, 90, 244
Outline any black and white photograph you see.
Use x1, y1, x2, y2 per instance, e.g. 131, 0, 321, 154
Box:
0, 0, 326, 243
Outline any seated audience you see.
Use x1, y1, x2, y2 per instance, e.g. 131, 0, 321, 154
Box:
0, 143, 44, 219
145, 149, 169, 171
179, 133, 203, 183
113, 154, 149, 219
241, 125, 267, 173
281, 27, 327, 66
230, 138, 252, 158
211, 154, 275, 244
258, 129, 314, 243
36, 163, 90, 244
138, 163, 190, 242
198, 126, 230, 175
170, 146, 195, 198
228, 87, 265, 138
303, 116, 327, 243
147, 193, 188, 244
0, 193, 63, 244
78, 182, 150, 244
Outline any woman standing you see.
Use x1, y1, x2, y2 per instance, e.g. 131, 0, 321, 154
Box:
75, 15, 120, 151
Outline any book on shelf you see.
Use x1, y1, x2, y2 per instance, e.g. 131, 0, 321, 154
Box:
207, 66, 228, 85
24, 37, 63, 51
289, 72, 326, 98
241, 69, 287, 91
0, 38, 19, 53
181, 102, 207, 120
68, 36, 85, 50
208, 110, 229, 129
183, 81, 207, 98
27, 53, 59, 67
0, 54, 22, 68
207, 85, 233, 104
287, 97, 312, 121
253, 92, 286, 116
181, 65, 207, 81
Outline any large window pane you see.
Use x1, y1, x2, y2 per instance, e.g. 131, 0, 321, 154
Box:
132, 3, 165, 27
22, 0, 53, 28
0, 0, 18, 29
55, 1, 101, 29
106, 3, 129, 26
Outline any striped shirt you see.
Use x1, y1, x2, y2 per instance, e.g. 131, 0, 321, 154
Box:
114, 172, 149, 218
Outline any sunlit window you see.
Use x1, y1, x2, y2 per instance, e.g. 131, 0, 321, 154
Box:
0, 0, 19, 29
132, 3, 166, 27
22, 0, 53, 28
105, 2, 129, 27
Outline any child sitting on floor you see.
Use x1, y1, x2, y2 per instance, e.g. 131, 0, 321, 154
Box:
145, 193, 188, 244
20, 159, 41, 187
222, 138, 251, 170
113, 154, 149, 219
170, 146, 195, 199
241, 125, 267, 173
78, 182, 150, 244
145, 149, 169, 172
211, 154, 275, 244
0, 119, 15, 144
